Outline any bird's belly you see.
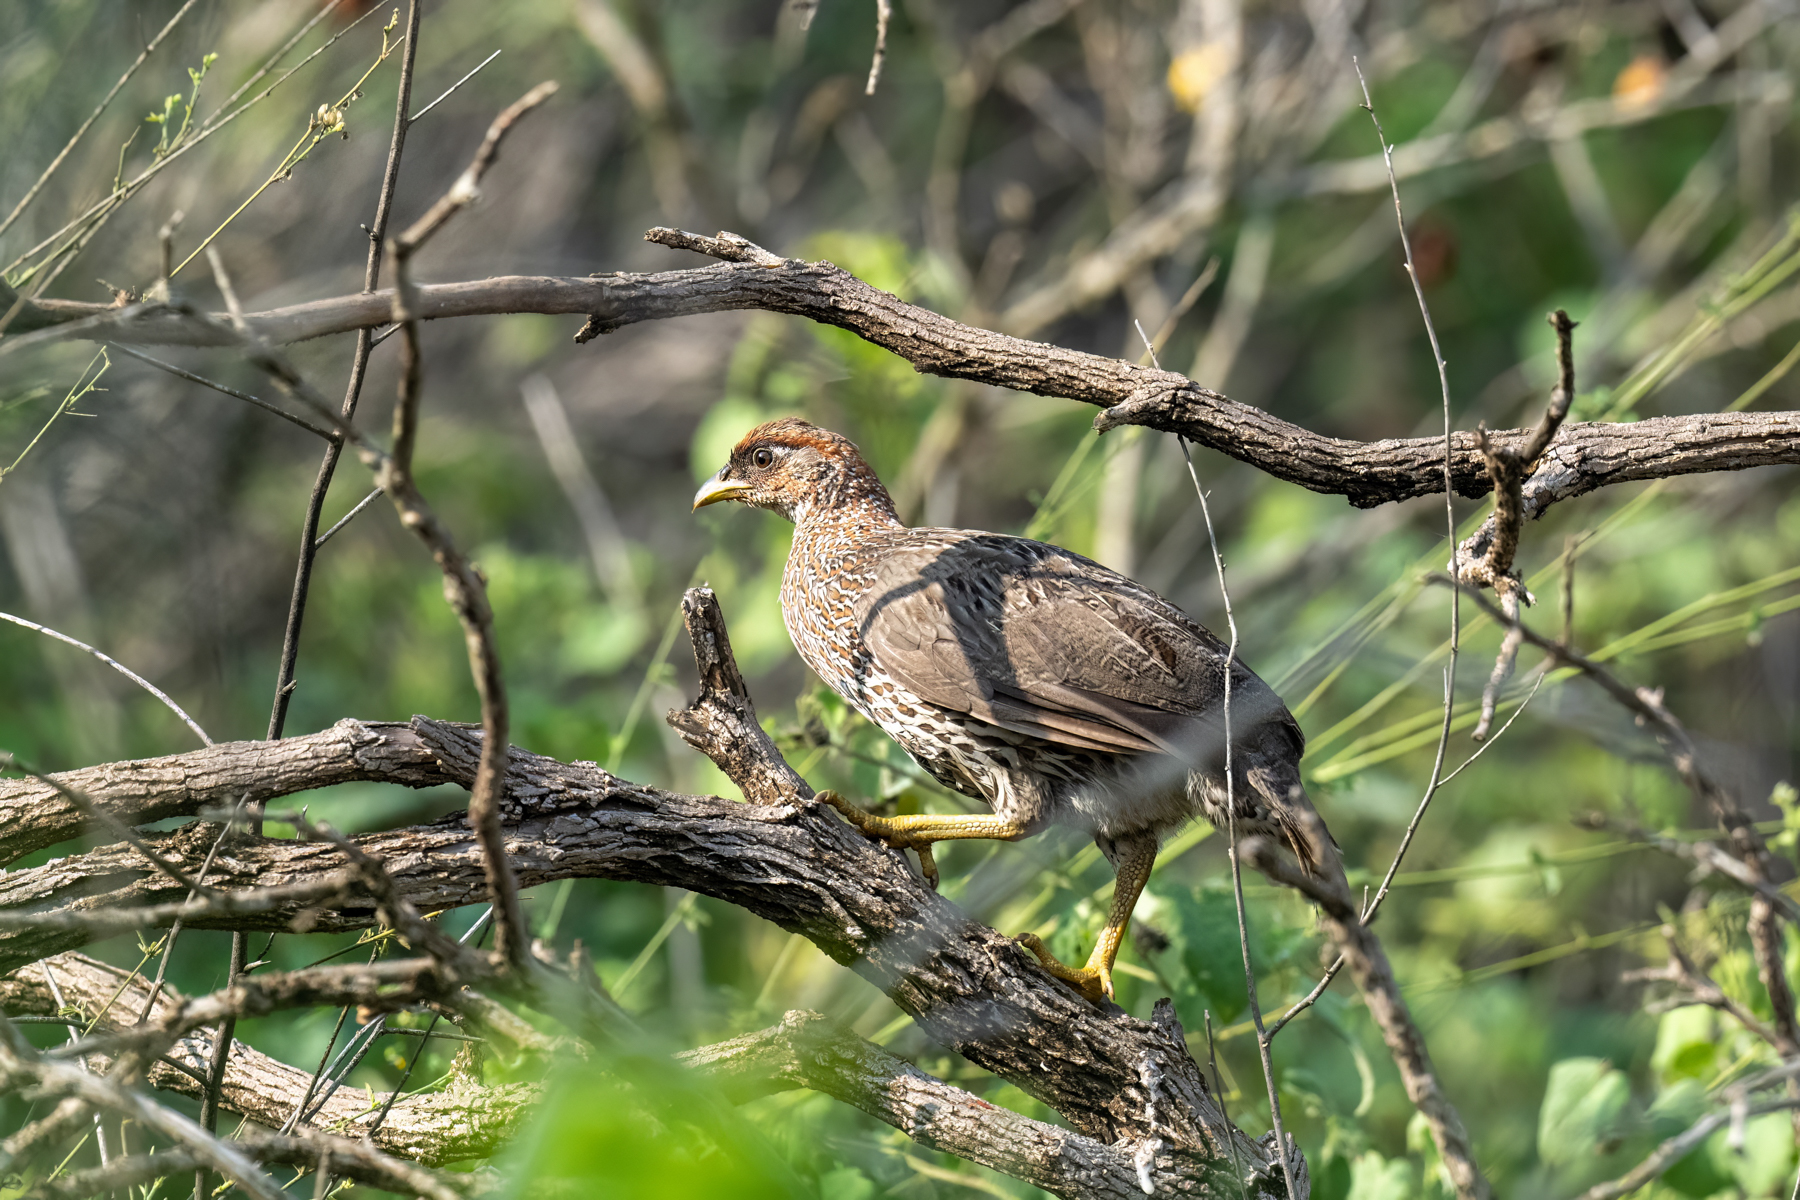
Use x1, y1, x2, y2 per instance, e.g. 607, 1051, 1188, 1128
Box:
886, 714, 1204, 842
1057, 754, 1201, 841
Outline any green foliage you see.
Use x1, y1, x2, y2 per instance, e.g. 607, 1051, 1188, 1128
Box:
3, 0, 1800, 1195
1537, 1058, 1634, 1172
1651, 1006, 1720, 1085
503, 1065, 796, 1198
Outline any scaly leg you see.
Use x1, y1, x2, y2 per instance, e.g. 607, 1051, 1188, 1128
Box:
1017, 835, 1158, 1003
816, 790, 1029, 888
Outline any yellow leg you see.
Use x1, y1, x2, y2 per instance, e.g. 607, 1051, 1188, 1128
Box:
816, 790, 1029, 889
1017, 837, 1157, 1004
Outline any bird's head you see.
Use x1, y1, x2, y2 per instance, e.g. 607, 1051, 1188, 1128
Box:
692, 417, 897, 526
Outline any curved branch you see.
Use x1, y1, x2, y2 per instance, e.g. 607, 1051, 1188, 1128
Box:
0, 714, 1280, 1194
0, 718, 443, 867
16, 235, 1795, 513
0, 952, 526, 1165
685, 1009, 1198, 1200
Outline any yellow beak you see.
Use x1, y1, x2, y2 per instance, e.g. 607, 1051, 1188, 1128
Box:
692, 473, 750, 511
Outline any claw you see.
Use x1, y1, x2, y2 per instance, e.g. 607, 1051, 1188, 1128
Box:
1015, 932, 1112, 1003
816, 789, 938, 888
914, 842, 939, 890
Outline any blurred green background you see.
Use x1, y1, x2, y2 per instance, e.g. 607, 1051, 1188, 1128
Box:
2, 0, 1798, 1196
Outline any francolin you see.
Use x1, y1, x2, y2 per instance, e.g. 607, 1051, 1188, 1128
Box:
695, 418, 1339, 1002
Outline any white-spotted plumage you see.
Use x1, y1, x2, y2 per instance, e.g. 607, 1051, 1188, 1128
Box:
711, 417, 1337, 878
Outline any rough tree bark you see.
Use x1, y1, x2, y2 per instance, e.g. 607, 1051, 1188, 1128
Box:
2, 590, 1292, 1196
6, 225, 1793, 1196
7, 231, 1795, 514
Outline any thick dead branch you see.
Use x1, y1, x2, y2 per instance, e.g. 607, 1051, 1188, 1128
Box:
1243, 836, 1484, 1200
0, 718, 439, 867
0, 953, 532, 1165
682, 1008, 1207, 1199
4, 954, 1214, 1198
0, 1018, 288, 1200
15, 243, 1795, 514
666, 586, 813, 806
0, 711, 1283, 1192
0, 874, 357, 935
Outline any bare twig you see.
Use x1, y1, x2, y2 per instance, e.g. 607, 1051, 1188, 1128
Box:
313, 488, 384, 549
1577, 819, 1800, 928
0, 611, 212, 746
107, 343, 337, 440
410, 49, 503, 122
1623, 924, 1783, 1048
189, 17, 423, 1189
1437, 575, 1800, 1063
265, 0, 424, 752
1352, 57, 1464, 926
1140, 317, 1298, 1200
1314, 61, 1490, 1200
1244, 836, 1487, 1200
1576, 1085, 1800, 1200
0, 0, 201, 239
0, 1020, 288, 1200
380, 80, 558, 972
865, 0, 893, 95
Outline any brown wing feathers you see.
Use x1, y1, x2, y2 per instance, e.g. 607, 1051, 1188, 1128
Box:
855, 535, 1288, 764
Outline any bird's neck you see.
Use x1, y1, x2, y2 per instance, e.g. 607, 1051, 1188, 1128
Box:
790, 462, 904, 535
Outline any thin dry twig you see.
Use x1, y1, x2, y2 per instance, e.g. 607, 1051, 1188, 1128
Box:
0, 612, 212, 746
313, 488, 384, 549
1136, 318, 1298, 1200
1348, 57, 1487, 1200
865, 0, 894, 95
380, 80, 559, 972
107, 343, 337, 440
410, 49, 503, 122
1622, 924, 1783, 1048
0, 0, 201, 239
1436, 576, 1800, 1064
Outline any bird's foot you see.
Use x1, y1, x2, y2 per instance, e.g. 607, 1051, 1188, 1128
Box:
1015, 933, 1112, 1004
815, 790, 940, 889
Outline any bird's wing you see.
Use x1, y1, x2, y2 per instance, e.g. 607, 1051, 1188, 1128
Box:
854, 534, 1299, 761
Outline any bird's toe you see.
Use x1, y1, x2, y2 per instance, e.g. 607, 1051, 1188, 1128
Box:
1015, 934, 1110, 1004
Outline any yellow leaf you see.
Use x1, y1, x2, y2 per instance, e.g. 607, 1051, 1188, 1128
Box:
1612, 53, 1666, 111
1168, 44, 1231, 114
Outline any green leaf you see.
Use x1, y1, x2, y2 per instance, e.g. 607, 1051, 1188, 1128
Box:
1650, 1006, 1719, 1084
817, 1167, 876, 1200
1141, 882, 1254, 1023
1345, 1151, 1415, 1200
1720, 1111, 1794, 1196
1538, 1058, 1634, 1168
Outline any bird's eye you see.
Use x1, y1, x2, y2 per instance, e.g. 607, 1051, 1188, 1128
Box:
752, 447, 775, 469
